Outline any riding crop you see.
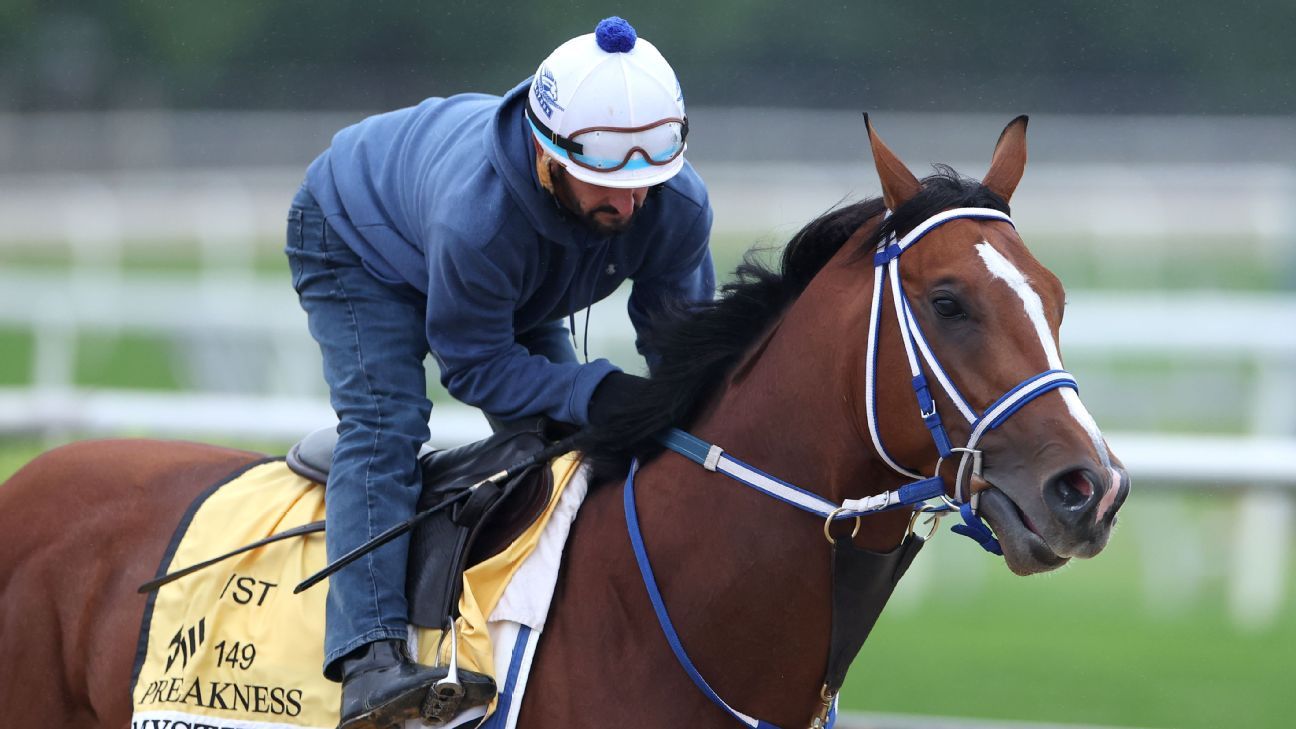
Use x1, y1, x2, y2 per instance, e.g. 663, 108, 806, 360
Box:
293, 430, 587, 594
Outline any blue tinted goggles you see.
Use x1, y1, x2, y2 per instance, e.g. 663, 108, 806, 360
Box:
527, 105, 688, 173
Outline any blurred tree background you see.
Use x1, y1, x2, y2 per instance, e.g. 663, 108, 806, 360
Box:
3, 0, 1292, 114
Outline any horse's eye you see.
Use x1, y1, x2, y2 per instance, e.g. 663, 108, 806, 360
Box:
932, 296, 965, 319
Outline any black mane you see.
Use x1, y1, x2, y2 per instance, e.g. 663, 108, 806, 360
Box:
579, 166, 1010, 473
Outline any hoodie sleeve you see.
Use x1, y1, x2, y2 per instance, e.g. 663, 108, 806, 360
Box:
516, 318, 579, 364
628, 202, 716, 374
424, 234, 617, 425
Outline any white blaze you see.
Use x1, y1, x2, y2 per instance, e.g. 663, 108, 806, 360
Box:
975, 242, 1110, 466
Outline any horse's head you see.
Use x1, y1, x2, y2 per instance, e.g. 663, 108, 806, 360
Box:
580, 114, 1129, 578
862, 116, 1130, 575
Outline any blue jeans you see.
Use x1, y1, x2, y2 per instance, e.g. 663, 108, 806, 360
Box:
286, 185, 431, 679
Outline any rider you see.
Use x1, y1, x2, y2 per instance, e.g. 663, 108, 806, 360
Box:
284, 16, 714, 728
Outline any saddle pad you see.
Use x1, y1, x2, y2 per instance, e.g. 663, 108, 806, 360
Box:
131, 454, 587, 729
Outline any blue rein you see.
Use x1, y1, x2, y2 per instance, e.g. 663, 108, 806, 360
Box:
624, 429, 946, 729
624, 459, 794, 729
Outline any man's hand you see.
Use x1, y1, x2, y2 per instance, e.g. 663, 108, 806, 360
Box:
588, 371, 653, 427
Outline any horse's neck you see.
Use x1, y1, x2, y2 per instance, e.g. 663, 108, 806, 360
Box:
530, 238, 918, 726
691, 243, 913, 549
604, 254, 913, 725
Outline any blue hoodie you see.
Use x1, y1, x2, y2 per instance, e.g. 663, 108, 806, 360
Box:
304, 79, 715, 426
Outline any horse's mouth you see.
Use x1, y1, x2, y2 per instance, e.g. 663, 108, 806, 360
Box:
974, 487, 1069, 576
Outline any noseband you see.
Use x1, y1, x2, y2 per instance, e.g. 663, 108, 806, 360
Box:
624, 207, 1081, 729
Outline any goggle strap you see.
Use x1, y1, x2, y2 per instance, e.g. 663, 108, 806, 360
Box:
525, 104, 584, 156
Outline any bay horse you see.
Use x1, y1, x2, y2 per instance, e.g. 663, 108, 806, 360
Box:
0, 116, 1129, 728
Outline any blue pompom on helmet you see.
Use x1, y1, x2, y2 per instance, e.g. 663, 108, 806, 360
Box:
594, 16, 637, 53
527, 17, 688, 189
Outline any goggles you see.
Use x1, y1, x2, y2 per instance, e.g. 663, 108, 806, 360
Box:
527, 104, 688, 173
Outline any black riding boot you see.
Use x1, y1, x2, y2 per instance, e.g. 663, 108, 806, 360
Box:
337, 638, 497, 729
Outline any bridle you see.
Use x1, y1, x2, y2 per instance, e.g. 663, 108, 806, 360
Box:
864, 207, 1079, 551
623, 207, 1081, 729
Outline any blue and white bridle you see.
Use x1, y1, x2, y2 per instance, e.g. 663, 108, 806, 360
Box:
628, 207, 1083, 729
863, 207, 1079, 550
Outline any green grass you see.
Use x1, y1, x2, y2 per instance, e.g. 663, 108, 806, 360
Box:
0, 439, 290, 481
0, 330, 32, 384
0, 441, 44, 481
713, 231, 1293, 293
1027, 234, 1292, 292
840, 491, 1294, 728
0, 238, 292, 276
2, 232, 1289, 293
78, 333, 184, 388
0, 330, 183, 388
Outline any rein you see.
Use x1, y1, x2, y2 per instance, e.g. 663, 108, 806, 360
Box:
624, 208, 1081, 729
625, 440, 929, 729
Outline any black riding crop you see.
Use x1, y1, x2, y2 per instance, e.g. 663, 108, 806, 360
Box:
138, 519, 327, 593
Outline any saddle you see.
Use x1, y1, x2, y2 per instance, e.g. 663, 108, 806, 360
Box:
286, 418, 558, 629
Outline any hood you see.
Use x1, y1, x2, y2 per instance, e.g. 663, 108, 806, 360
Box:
485, 78, 598, 248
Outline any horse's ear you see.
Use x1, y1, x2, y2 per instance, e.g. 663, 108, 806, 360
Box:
982, 115, 1029, 203
864, 113, 921, 210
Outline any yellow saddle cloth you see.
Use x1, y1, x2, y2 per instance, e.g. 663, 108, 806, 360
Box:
131, 453, 585, 729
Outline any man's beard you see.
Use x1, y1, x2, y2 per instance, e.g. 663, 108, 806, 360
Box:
550, 163, 638, 236
581, 205, 633, 236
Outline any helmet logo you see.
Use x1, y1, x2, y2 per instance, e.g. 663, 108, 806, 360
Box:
533, 66, 565, 119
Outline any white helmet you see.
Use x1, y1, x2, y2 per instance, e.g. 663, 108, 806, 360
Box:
527, 17, 689, 189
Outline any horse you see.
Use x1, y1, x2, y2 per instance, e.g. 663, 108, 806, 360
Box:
0, 116, 1129, 729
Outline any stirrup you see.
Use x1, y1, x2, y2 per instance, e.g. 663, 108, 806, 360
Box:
422, 618, 465, 725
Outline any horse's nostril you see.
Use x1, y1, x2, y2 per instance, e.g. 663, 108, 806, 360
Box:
1053, 469, 1094, 510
